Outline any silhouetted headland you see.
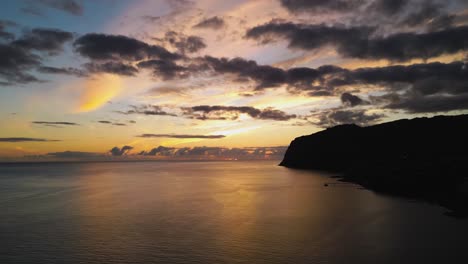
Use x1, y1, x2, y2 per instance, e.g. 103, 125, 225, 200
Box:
280, 114, 468, 217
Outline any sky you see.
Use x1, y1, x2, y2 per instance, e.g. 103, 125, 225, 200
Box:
0, 0, 467, 161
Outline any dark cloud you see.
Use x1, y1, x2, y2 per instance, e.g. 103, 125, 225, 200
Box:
279, 0, 364, 13
347, 62, 466, 85
162, 31, 206, 54
199, 56, 339, 90
36, 0, 83, 16
330, 61, 468, 114
193, 16, 225, 30
98, 120, 112, 124
137, 134, 226, 139
74, 33, 180, 61
279, 0, 457, 31
139, 145, 287, 160
117, 105, 177, 116
37, 66, 87, 77
341, 93, 368, 107
348, 26, 468, 61
345, 61, 468, 94
137, 59, 188, 80
201, 56, 286, 88
176, 36, 206, 53
109, 145, 133, 156
315, 110, 385, 127
47, 151, 102, 158
140, 146, 175, 156
182, 105, 297, 121
84, 61, 138, 76
0, 137, 60, 142
0, 28, 74, 84
398, 0, 444, 27
371, 0, 407, 16
12, 28, 74, 55
376, 93, 468, 113
0, 44, 41, 84
246, 22, 468, 61
32, 121, 79, 127
280, 61, 467, 98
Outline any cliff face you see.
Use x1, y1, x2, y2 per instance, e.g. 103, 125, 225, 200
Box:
280, 114, 468, 216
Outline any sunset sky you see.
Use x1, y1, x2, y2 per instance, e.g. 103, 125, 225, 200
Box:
0, 0, 467, 161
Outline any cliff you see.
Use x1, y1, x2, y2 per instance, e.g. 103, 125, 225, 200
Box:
280, 114, 468, 217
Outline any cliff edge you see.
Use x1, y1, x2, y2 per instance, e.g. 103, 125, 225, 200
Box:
280, 114, 468, 217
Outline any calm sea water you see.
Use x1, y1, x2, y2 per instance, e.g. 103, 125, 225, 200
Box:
1, 161, 467, 264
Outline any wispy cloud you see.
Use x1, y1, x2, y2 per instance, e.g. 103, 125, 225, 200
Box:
137, 134, 226, 139
0, 137, 61, 142
32, 121, 79, 127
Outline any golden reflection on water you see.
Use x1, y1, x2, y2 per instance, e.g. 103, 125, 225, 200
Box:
44, 161, 468, 263
1, 161, 468, 264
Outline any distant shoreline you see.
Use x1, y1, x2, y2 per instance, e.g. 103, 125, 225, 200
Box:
0, 159, 282, 165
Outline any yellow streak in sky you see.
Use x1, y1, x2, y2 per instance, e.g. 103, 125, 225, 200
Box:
77, 74, 122, 112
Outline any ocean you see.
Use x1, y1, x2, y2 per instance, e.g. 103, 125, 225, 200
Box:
1, 161, 467, 264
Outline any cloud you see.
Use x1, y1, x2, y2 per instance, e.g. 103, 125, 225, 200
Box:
246, 22, 468, 61
138, 145, 287, 160
198, 56, 343, 91
193, 16, 225, 30
84, 61, 138, 76
109, 145, 133, 156
74, 33, 180, 61
161, 31, 206, 54
140, 146, 175, 156
137, 134, 226, 139
117, 105, 177, 116
182, 105, 297, 121
278, 0, 457, 30
0, 137, 60, 142
0, 44, 41, 84
137, 59, 188, 80
279, 0, 364, 13
315, 110, 385, 127
32, 121, 80, 127
370, 0, 407, 16
37, 66, 87, 77
346, 61, 467, 89
36, 0, 83, 16
377, 93, 468, 113
12, 28, 74, 55
341, 93, 368, 107
98, 120, 127, 126
0, 28, 74, 84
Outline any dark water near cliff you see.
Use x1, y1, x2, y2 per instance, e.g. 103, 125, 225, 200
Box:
1, 161, 467, 264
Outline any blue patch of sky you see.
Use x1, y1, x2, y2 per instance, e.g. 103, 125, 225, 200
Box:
0, 0, 132, 34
